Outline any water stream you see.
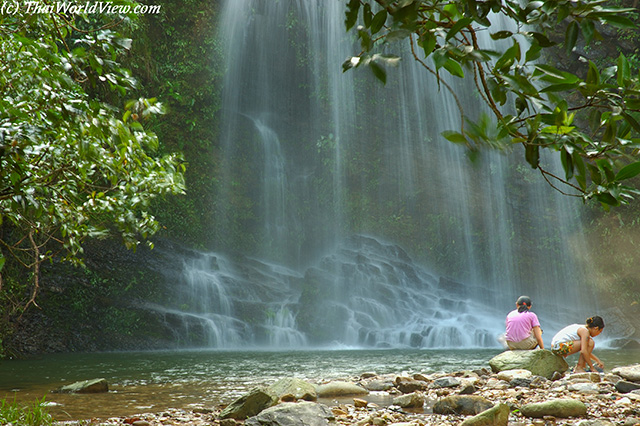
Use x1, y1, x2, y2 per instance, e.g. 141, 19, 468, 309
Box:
140, 0, 623, 349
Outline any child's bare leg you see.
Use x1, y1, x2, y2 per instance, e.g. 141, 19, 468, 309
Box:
575, 339, 594, 372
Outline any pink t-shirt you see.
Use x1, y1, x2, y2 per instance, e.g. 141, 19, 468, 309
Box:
505, 309, 541, 342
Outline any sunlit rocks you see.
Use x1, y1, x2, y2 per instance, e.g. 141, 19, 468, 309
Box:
53, 377, 108, 393
519, 398, 587, 418
316, 381, 368, 398
612, 364, 640, 382
488, 349, 569, 379
460, 403, 509, 426
392, 392, 425, 408
244, 401, 335, 426
268, 377, 317, 402
432, 395, 493, 415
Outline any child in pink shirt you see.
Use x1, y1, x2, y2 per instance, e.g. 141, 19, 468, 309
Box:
504, 295, 544, 350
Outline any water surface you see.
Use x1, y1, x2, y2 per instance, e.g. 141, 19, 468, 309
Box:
1, 348, 637, 421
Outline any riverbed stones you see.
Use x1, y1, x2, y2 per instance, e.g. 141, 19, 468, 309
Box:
53, 377, 108, 393
392, 391, 424, 408
612, 364, 640, 382
395, 376, 428, 393
316, 381, 368, 397
432, 395, 494, 415
519, 398, 587, 418
488, 349, 569, 379
616, 380, 640, 393
244, 401, 336, 426
496, 369, 532, 382
219, 387, 278, 420
460, 402, 509, 426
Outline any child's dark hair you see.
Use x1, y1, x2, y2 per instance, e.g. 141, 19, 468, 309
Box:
586, 316, 605, 329
516, 295, 532, 313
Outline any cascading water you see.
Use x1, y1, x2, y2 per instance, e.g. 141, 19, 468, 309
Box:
155, 0, 606, 349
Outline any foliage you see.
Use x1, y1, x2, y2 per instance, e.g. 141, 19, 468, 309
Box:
130, 0, 223, 247
0, 2, 185, 312
0, 396, 53, 426
344, 0, 640, 208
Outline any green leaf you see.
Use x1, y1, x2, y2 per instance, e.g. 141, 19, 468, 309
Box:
442, 130, 468, 144
565, 21, 578, 55
617, 54, 630, 87
446, 17, 472, 40
580, 19, 595, 45
345, 0, 360, 31
615, 162, 640, 181
419, 32, 437, 57
370, 10, 387, 34
598, 14, 636, 29
363, 3, 373, 28
561, 147, 573, 180
525, 143, 539, 168
596, 192, 620, 206
443, 59, 465, 78
369, 61, 387, 84
490, 30, 513, 40
586, 61, 600, 86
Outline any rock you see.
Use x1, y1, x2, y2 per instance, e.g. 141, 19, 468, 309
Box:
569, 372, 601, 383
612, 365, 640, 383
616, 380, 640, 393
623, 418, 640, 426
578, 421, 617, 426
496, 369, 532, 382
509, 378, 532, 388
567, 382, 599, 394
430, 377, 461, 388
353, 398, 368, 408
53, 378, 108, 394
432, 395, 494, 415
316, 381, 368, 397
268, 377, 317, 402
363, 379, 394, 391
489, 350, 569, 379
394, 376, 428, 393
519, 398, 587, 418
244, 401, 335, 426
219, 387, 278, 420
460, 403, 509, 426
459, 384, 477, 395
392, 392, 424, 408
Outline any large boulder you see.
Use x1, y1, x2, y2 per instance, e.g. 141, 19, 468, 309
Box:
460, 403, 510, 426
244, 401, 335, 426
219, 387, 278, 420
520, 398, 587, 418
488, 350, 569, 379
53, 378, 108, 394
432, 395, 493, 415
612, 364, 640, 383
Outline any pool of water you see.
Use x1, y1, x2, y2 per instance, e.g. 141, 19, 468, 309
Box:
1, 348, 638, 421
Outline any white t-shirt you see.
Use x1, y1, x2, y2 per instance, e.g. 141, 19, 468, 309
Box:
551, 323, 584, 348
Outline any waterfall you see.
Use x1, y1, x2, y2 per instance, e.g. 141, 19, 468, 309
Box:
157, 0, 601, 349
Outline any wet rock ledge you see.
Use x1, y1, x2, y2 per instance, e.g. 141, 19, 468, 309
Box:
53, 359, 640, 426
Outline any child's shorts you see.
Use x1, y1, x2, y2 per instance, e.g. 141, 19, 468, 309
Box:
551, 341, 574, 356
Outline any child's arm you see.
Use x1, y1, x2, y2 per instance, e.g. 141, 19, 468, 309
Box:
590, 352, 604, 369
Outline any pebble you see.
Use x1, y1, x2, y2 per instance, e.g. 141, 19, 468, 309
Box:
52, 368, 640, 426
